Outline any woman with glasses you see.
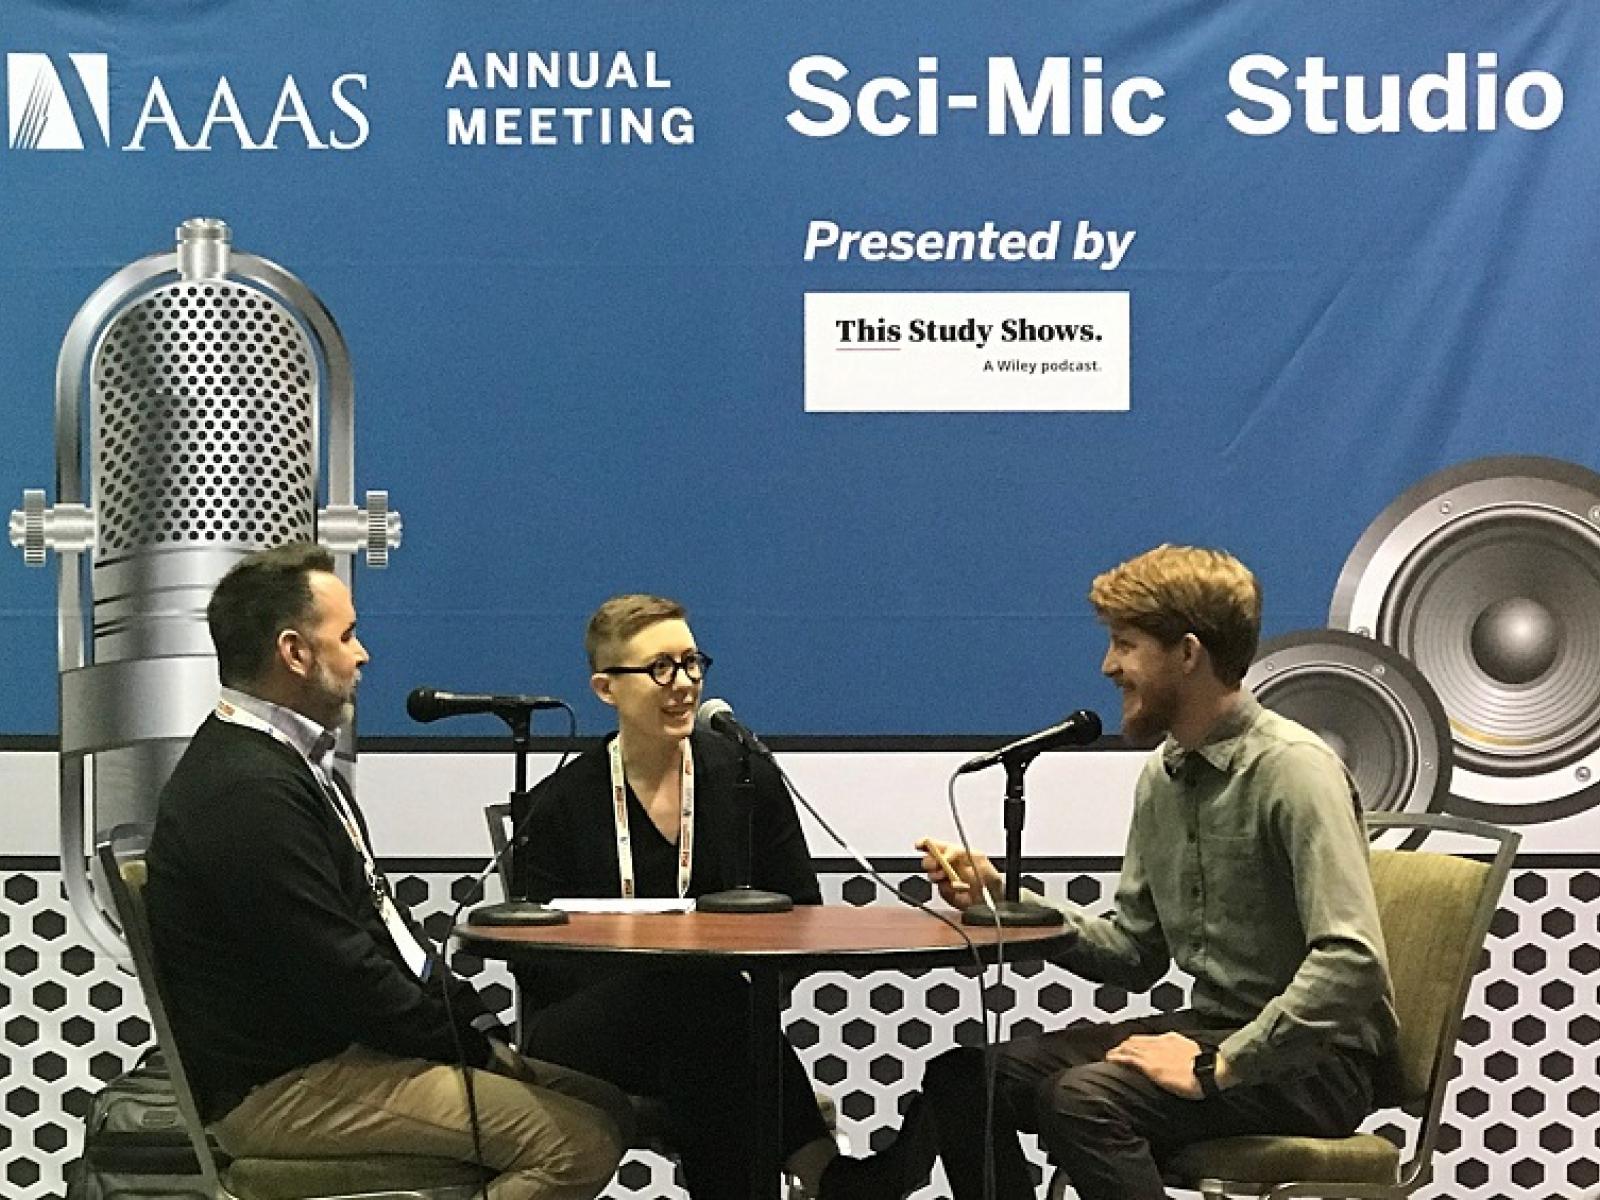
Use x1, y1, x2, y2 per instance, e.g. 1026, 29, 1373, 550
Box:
514, 594, 836, 1200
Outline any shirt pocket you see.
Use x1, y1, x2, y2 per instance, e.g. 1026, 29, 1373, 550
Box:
1197, 832, 1275, 927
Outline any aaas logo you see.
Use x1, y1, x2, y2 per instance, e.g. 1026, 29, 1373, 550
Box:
4, 51, 369, 152
7, 53, 109, 149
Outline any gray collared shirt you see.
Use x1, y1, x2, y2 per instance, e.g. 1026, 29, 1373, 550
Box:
1044, 691, 1398, 1083
218, 686, 340, 792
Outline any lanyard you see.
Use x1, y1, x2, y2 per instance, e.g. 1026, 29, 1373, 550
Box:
213, 699, 433, 980
215, 699, 378, 894
608, 736, 695, 899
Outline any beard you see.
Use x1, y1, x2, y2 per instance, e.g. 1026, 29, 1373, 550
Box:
1120, 678, 1179, 746
310, 656, 357, 730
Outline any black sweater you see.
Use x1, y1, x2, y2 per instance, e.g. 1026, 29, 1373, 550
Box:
146, 715, 496, 1122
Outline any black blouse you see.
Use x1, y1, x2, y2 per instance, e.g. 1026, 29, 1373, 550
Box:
515, 728, 822, 905
511, 730, 823, 1011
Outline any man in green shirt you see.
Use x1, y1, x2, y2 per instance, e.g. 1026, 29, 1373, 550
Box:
821, 544, 1398, 1200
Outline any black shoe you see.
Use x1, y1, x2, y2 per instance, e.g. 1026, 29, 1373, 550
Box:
818, 1153, 909, 1200
819, 1121, 937, 1200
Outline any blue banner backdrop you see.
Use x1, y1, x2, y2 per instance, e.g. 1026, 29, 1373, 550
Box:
1, 3, 1595, 736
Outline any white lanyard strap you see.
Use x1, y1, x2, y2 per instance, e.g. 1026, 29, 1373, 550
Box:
214, 700, 379, 898
608, 736, 695, 899
213, 699, 433, 980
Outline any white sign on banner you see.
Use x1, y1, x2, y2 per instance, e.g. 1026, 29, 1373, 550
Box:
805, 291, 1130, 413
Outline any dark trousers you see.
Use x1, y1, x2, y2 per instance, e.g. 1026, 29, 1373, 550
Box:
910, 1010, 1376, 1200
519, 966, 828, 1200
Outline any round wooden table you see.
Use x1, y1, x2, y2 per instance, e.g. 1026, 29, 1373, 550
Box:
457, 904, 1077, 1199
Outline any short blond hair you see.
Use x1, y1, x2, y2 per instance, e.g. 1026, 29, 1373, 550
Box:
1089, 545, 1261, 686
585, 594, 687, 670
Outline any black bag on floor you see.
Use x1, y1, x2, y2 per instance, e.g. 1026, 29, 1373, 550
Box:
63, 1047, 211, 1200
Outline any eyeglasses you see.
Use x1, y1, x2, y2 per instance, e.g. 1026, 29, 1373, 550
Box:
601, 651, 713, 687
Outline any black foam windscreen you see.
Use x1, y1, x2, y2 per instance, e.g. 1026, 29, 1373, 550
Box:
1245, 629, 1452, 818
1331, 455, 1600, 824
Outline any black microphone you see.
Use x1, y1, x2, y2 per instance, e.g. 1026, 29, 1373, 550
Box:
693, 698, 792, 914
695, 698, 770, 755
406, 687, 565, 724
955, 709, 1103, 775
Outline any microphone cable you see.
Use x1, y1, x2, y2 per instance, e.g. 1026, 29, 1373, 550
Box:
428, 699, 581, 1200
770, 758, 1008, 1200
946, 769, 1008, 1200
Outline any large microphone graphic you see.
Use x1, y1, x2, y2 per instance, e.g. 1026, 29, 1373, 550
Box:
9, 218, 402, 957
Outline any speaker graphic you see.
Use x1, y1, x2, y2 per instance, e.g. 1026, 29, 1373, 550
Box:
1245, 630, 1452, 818
8, 218, 402, 956
1330, 455, 1600, 824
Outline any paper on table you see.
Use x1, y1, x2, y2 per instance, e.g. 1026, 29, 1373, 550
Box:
549, 897, 695, 914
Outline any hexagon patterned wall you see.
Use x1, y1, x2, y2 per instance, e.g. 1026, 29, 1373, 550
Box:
1, 860, 1594, 1199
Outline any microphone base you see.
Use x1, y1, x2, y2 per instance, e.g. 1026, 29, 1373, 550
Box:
961, 900, 1065, 928
696, 887, 794, 914
468, 901, 570, 927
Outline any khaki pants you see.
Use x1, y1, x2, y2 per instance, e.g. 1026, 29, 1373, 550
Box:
212, 1045, 631, 1200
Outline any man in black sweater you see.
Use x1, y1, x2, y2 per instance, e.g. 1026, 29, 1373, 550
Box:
146, 543, 632, 1200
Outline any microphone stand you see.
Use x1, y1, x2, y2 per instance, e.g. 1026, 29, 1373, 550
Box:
962, 755, 1064, 928
468, 708, 568, 927
698, 736, 793, 914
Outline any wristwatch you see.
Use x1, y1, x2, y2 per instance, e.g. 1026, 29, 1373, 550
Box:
1192, 1048, 1222, 1099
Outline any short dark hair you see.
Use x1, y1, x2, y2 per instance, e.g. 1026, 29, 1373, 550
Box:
207, 542, 336, 687
585, 594, 687, 671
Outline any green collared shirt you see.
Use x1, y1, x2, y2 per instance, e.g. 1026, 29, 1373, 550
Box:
1042, 691, 1398, 1084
